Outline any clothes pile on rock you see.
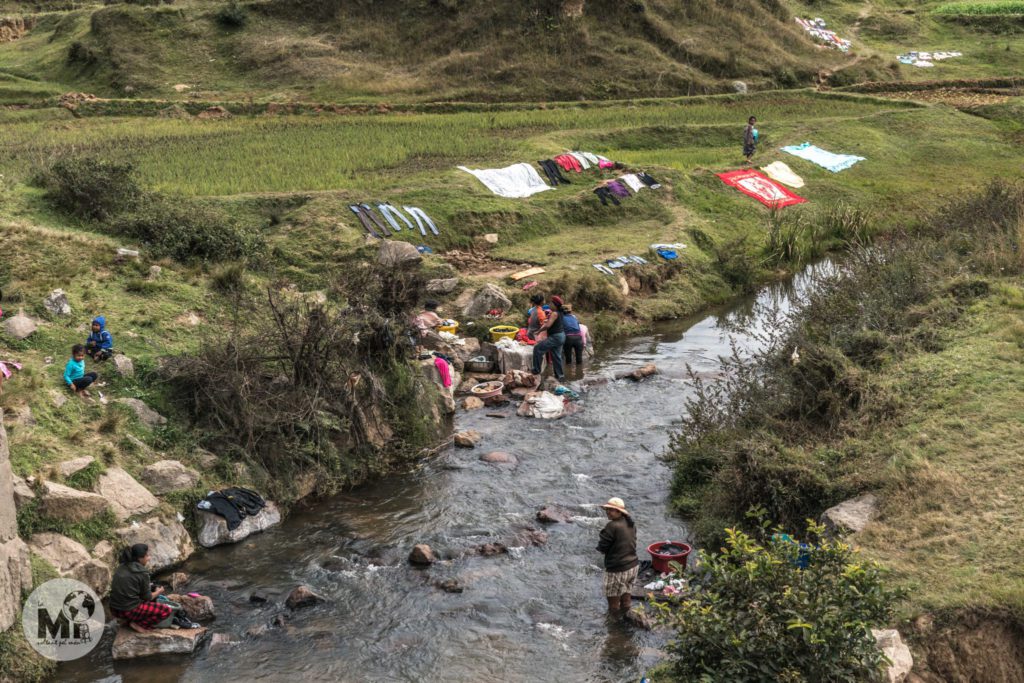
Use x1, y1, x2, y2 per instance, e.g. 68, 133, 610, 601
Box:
593, 172, 661, 206
897, 50, 962, 68
593, 255, 648, 275
349, 203, 439, 238
196, 487, 266, 530
795, 17, 851, 52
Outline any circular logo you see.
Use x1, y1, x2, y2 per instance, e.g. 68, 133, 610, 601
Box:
22, 578, 105, 661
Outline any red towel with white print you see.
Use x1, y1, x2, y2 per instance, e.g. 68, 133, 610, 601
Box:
717, 169, 807, 208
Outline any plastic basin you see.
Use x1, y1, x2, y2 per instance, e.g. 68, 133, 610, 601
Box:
648, 541, 692, 574
489, 325, 519, 342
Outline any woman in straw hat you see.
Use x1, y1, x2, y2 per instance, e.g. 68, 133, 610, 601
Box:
596, 497, 638, 614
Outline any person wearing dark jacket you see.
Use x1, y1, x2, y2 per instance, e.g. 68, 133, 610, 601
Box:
109, 544, 172, 632
532, 295, 566, 380
561, 304, 585, 366
596, 496, 638, 613
84, 316, 114, 361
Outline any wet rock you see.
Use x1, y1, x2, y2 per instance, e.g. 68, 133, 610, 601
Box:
462, 396, 485, 411
618, 363, 658, 381
408, 544, 436, 566
433, 578, 464, 593
475, 542, 508, 556
624, 608, 654, 630
249, 591, 269, 604
115, 516, 194, 572
207, 633, 238, 653
168, 593, 216, 621
111, 625, 207, 659
821, 493, 878, 536
873, 629, 913, 683
3, 311, 37, 340
462, 283, 512, 318
536, 505, 573, 524
286, 585, 326, 609
43, 289, 72, 317
510, 387, 533, 398
197, 501, 281, 548
37, 480, 109, 523
97, 467, 160, 521
56, 456, 95, 478
169, 571, 190, 592
582, 376, 608, 388
11, 475, 34, 510
454, 430, 482, 448
480, 451, 517, 466
511, 526, 549, 547
28, 533, 111, 595
483, 395, 509, 408
112, 353, 135, 378
245, 623, 269, 638
485, 413, 506, 419
140, 459, 200, 494
271, 612, 288, 628
116, 398, 167, 428
377, 240, 423, 268
426, 277, 459, 295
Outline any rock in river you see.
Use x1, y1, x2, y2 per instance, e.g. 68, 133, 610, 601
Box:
197, 501, 281, 548
286, 585, 326, 609
408, 544, 436, 566
480, 451, 517, 466
454, 430, 482, 448
111, 624, 207, 660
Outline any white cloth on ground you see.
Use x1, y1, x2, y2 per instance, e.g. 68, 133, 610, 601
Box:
650, 243, 687, 250
620, 174, 645, 193
568, 152, 591, 170
761, 161, 805, 188
525, 391, 565, 419
458, 163, 552, 198
781, 142, 864, 173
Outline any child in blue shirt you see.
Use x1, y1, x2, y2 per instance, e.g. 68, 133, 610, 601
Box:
85, 315, 114, 361
64, 344, 98, 395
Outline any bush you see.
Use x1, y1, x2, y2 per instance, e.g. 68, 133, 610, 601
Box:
215, 1, 248, 28
113, 197, 263, 262
655, 518, 900, 682
40, 157, 141, 221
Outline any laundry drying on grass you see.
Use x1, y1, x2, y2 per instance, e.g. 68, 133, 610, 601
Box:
898, 50, 962, 67
593, 172, 662, 206
717, 169, 807, 208
795, 17, 851, 52
350, 203, 439, 238
781, 142, 864, 173
761, 161, 805, 188
459, 162, 553, 198
593, 255, 649, 275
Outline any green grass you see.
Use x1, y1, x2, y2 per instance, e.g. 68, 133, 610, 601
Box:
934, 1, 1024, 15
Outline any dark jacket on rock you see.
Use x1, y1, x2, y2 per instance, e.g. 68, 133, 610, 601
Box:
597, 517, 638, 573
109, 561, 152, 612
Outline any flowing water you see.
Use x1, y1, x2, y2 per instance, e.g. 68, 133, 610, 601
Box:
59, 262, 832, 683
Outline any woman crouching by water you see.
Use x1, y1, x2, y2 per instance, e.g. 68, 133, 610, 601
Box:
109, 543, 172, 632
596, 496, 638, 614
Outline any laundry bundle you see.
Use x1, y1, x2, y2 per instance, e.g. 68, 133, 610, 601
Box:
897, 50, 962, 68
781, 142, 864, 173
349, 203, 439, 238
593, 172, 661, 206
717, 169, 807, 208
196, 487, 267, 530
593, 255, 649, 275
795, 17, 851, 52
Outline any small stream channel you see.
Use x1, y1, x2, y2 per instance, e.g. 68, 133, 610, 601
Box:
58, 261, 833, 683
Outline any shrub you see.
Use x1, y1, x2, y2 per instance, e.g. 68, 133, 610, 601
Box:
40, 157, 141, 221
655, 518, 900, 682
215, 1, 248, 28
66, 41, 98, 66
113, 197, 263, 262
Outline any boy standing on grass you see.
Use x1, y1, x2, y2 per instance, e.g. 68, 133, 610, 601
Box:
64, 344, 98, 396
743, 116, 758, 164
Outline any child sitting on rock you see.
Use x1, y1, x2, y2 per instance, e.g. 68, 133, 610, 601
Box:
64, 344, 98, 396
85, 315, 114, 361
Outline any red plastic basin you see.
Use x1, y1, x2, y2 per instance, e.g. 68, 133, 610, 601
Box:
648, 541, 692, 574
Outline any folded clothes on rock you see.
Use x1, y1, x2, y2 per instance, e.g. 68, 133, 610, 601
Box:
196, 487, 267, 530
781, 142, 864, 173
761, 161, 805, 188
717, 169, 807, 208
459, 163, 552, 198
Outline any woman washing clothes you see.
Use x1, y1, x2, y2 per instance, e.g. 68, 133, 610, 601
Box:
532, 295, 565, 381
561, 303, 585, 367
108, 544, 173, 632
596, 497, 639, 615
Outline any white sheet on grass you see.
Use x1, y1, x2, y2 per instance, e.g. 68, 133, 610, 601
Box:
458, 163, 552, 198
761, 161, 805, 188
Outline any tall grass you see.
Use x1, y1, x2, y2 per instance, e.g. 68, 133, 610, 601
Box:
934, 1, 1024, 15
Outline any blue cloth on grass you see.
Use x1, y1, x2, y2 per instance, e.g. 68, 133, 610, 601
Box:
781, 142, 864, 173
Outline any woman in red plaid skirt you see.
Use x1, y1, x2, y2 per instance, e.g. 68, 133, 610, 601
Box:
109, 543, 172, 632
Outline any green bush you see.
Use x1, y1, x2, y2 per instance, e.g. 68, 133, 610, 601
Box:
113, 197, 263, 262
655, 519, 900, 682
40, 157, 141, 221
215, 1, 248, 28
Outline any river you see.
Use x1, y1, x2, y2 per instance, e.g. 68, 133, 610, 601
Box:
58, 261, 832, 683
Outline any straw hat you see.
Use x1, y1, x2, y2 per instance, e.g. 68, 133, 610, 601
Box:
601, 497, 629, 516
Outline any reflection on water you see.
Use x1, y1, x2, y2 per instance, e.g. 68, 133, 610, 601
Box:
57, 262, 830, 683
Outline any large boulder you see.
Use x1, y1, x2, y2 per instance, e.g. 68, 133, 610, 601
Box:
408, 544, 436, 566
0, 412, 31, 631
461, 284, 512, 318
115, 517, 194, 572
116, 398, 167, 428
168, 593, 216, 621
96, 467, 160, 521
377, 240, 423, 268
197, 501, 281, 548
37, 480, 110, 523
112, 354, 135, 378
480, 451, 517, 466
454, 430, 482, 448
821, 493, 878, 536
11, 474, 35, 510
3, 310, 37, 340
140, 460, 201, 494
43, 289, 72, 316
536, 505, 573, 524
56, 456, 95, 478
426, 278, 459, 295
27, 532, 111, 596
873, 629, 913, 683
111, 625, 207, 660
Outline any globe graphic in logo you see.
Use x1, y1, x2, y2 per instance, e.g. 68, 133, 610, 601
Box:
61, 590, 96, 625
